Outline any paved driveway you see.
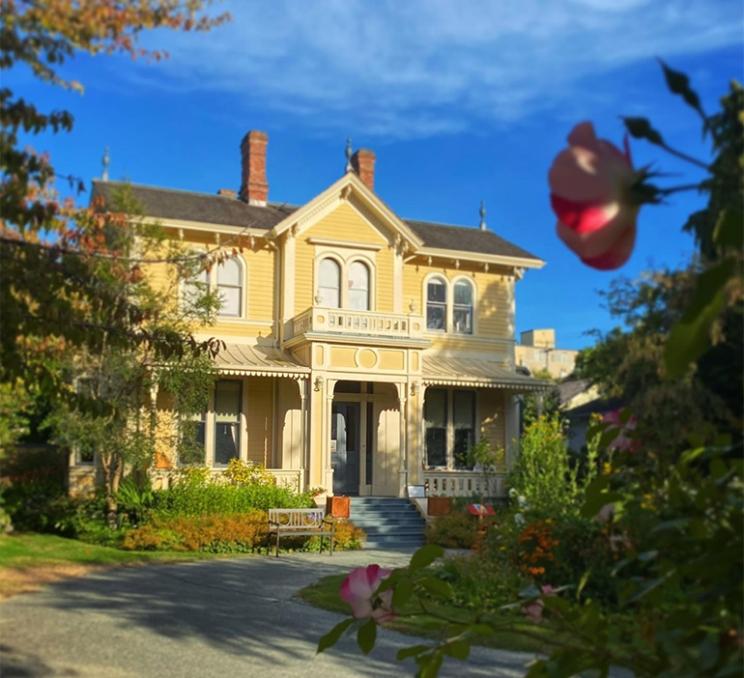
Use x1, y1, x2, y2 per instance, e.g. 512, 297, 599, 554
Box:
0, 549, 533, 677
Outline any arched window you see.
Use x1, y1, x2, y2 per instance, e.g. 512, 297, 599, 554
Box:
453, 279, 474, 334
348, 261, 370, 311
216, 257, 243, 317
318, 258, 341, 308
426, 277, 447, 330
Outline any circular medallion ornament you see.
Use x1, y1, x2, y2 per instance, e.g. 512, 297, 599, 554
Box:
355, 348, 378, 369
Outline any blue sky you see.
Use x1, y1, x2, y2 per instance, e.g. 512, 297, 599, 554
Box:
10, 0, 743, 348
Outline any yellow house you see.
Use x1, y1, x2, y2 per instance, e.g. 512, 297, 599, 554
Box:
73, 131, 545, 500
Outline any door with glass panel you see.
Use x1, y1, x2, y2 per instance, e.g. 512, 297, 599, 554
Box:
331, 402, 360, 495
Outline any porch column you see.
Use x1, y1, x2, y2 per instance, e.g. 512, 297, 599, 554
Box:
407, 379, 423, 485
323, 377, 337, 494
504, 393, 520, 471
296, 378, 308, 492
395, 382, 408, 497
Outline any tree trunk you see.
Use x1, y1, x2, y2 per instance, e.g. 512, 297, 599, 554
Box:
101, 452, 123, 529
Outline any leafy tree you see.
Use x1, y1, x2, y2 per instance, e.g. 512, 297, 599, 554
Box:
0, 2, 230, 513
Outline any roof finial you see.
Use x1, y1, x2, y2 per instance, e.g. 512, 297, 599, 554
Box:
101, 146, 110, 182
479, 199, 487, 231
344, 137, 353, 173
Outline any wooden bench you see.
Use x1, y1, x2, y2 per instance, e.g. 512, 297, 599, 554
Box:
267, 508, 335, 557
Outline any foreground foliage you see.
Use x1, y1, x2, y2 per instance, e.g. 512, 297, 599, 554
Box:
317, 64, 743, 677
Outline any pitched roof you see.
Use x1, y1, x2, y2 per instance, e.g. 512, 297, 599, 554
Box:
91, 180, 541, 261
405, 219, 540, 260
91, 180, 297, 230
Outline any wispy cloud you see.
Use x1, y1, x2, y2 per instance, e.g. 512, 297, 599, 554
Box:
130, 0, 740, 138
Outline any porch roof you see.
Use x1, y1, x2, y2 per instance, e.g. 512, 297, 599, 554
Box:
422, 356, 549, 390
214, 344, 309, 379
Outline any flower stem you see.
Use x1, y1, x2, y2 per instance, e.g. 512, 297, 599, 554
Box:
656, 183, 706, 196
657, 143, 709, 170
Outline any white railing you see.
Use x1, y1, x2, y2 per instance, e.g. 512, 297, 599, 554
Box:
424, 470, 507, 498
267, 468, 303, 493
291, 307, 424, 340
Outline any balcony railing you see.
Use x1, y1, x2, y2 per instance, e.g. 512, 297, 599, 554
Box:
424, 470, 506, 498
290, 307, 425, 340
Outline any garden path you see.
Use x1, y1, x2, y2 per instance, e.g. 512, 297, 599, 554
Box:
0, 548, 534, 677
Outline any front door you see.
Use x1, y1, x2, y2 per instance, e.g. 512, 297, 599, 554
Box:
332, 402, 360, 495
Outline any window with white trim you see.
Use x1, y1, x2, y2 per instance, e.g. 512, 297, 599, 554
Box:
453, 279, 474, 334
182, 264, 209, 312
214, 380, 241, 466
426, 277, 447, 330
216, 257, 242, 317
318, 258, 341, 308
348, 260, 370, 310
424, 389, 447, 466
424, 388, 476, 469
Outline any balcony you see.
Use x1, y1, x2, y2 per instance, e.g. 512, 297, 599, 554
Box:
290, 307, 425, 341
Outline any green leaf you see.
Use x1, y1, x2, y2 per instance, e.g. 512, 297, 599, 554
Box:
409, 544, 444, 571
392, 576, 414, 609
622, 116, 665, 146
581, 476, 623, 519
397, 645, 430, 661
468, 623, 494, 636
357, 618, 377, 655
417, 651, 443, 678
664, 259, 735, 377
443, 639, 470, 660
317, 618, 354, 654
576, 570, 591, 600
658, 59, 706, 120
418, 576, 453, 599
713, 207, 744, 250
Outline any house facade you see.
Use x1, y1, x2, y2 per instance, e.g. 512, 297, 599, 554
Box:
70, 131, 545, 499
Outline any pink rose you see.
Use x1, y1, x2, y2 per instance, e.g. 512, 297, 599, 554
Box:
602, 409, 639, 452
340, 564, 395, 624
549, 121, 640, 270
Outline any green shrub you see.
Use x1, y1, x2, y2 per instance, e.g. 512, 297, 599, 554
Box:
304, 519, 366, 552
509, 415, 598, 518
153, 467, 314, 517
426, 511, 482, 549
122, 511, 269, 552
435, 553, 523, 611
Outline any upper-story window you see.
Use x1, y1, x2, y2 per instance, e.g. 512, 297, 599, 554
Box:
318, 257, 341, 308
182, 264, 209, 311
426, 277, 447, 330
348, 260, 370, 311
216, 257, 243, 317
453, 279, 474, 334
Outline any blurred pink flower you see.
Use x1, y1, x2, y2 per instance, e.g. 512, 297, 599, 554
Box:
522, 585, 556, 622
340, 564, 395, 624
602, 409, 639, 452
549, 122, 640, 270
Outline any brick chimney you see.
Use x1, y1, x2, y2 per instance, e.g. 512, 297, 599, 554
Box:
351, 149, 375, 192
240, 130, 269, 205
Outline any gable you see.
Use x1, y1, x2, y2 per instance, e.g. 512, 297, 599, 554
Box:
299, 201, 391, 246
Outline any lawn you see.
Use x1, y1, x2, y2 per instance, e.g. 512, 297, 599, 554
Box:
298, 573, 550, 655
0, 532, 244, 598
